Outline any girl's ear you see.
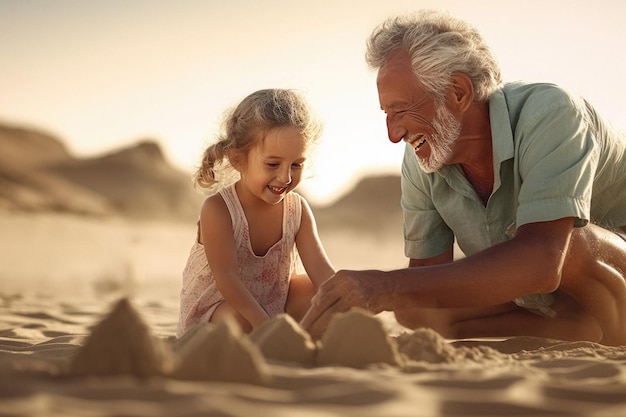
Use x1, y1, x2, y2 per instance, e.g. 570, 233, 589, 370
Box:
229, 149, 245, 172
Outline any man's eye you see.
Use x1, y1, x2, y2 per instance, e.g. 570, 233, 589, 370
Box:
386, 110, 403, 120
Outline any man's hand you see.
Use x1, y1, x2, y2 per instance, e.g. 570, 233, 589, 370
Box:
300, 269, 388, 338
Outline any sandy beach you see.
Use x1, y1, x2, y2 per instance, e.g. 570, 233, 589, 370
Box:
1, 212, 626, 417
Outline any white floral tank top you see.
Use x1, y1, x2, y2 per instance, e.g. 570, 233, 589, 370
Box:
177, 184, 302, 336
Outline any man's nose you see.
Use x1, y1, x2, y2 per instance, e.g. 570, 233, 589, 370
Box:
387, 116, 407, 144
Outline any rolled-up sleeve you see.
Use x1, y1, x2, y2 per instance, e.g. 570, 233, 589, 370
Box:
514, 91, 596, 228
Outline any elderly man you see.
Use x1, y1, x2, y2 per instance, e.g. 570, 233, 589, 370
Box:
301, 10, 626, 345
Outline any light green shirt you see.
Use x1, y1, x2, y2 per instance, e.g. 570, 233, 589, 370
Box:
402, 82, 626, 259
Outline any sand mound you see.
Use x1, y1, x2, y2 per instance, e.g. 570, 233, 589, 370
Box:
317, 308, 403, 368
396, 328, 461, 364
173, 318, 270, 385
249, 314, 317, 366
397, 328, 515, 366
68, 298, 173, 377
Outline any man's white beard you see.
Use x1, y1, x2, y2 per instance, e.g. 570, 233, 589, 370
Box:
417, 104, 462, 173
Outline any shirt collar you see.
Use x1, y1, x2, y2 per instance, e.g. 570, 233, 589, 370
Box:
489, 88, 515, 164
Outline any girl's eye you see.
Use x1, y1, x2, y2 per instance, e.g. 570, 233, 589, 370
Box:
267, 163, 279, 168
292, 163, 304, 169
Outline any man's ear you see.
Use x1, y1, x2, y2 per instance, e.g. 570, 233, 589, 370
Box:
449, 72, 474, 112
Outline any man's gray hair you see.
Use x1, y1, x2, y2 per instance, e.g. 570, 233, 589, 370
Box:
365, 9, 502, 102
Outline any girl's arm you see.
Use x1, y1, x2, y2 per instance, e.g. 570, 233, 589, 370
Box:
295, 197, 336, 289
199, 195, 270, 328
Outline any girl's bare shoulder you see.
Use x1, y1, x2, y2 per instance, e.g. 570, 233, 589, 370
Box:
200, 192, 229, 220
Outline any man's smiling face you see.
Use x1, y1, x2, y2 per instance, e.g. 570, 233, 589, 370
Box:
377, 49, 461, 173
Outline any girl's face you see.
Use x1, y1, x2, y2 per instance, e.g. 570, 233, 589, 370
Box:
235, 126, 308, 206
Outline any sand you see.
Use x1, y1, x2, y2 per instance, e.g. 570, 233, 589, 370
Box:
1, 212, 626, 416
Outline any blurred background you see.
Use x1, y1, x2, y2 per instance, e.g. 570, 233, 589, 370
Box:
1, 0, 625, 300
2, 0, 626, 204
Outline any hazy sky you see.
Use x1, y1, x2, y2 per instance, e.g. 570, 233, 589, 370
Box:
2, 0, 625, 204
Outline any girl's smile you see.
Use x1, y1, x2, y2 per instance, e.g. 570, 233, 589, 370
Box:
268, 185, 289, 195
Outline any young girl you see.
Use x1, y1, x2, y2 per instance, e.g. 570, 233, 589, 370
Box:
177, 89, 335, 336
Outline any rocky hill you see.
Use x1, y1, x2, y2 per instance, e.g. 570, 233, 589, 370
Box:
0, 123, 203, 221
311, 174, 402, 235
0, 122, 403, 229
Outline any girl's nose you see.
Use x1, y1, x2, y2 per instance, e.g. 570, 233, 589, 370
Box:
278, 168, 292, 185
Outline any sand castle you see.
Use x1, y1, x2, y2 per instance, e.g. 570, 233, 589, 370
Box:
248, 313, 317, 367
172, 318, 270, 385
68, 298, 173, 377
